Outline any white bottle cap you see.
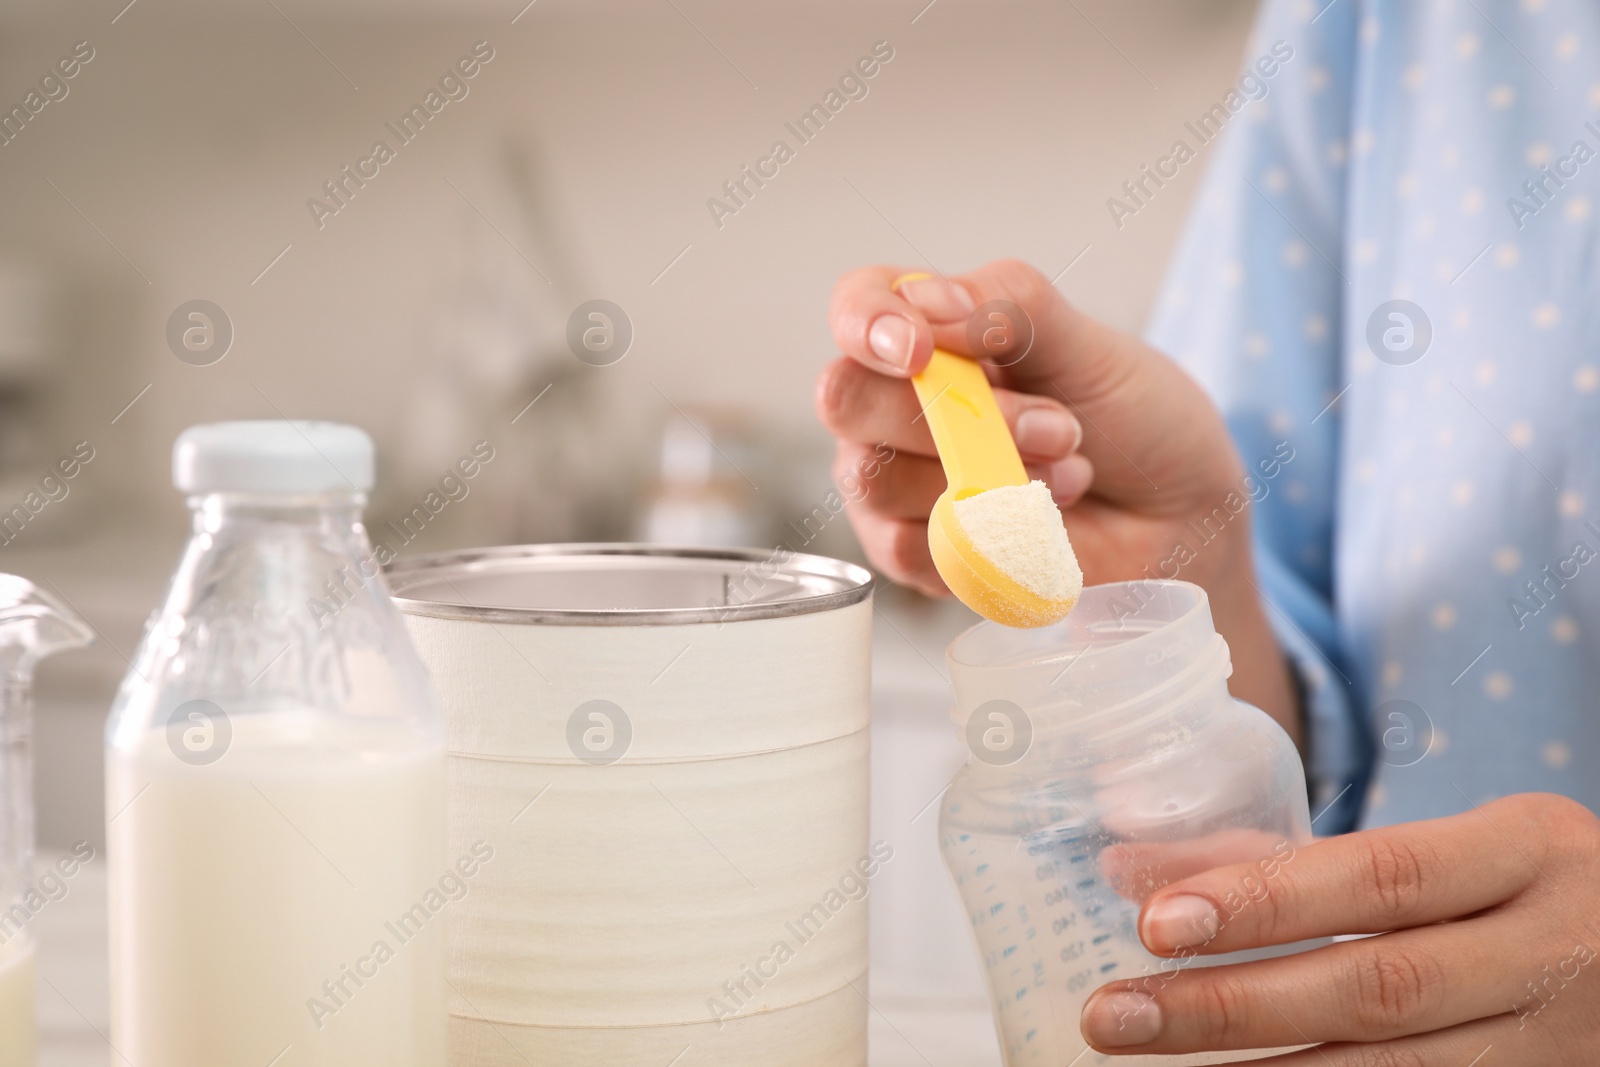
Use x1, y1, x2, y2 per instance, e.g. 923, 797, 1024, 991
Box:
173, 420, 375, 494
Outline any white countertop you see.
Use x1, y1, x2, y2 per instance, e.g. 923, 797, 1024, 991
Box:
30, 857, 1000, 1067
29, 851, 111, 1067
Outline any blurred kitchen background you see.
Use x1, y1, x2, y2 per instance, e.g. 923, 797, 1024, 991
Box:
0, 0, 1257, 1062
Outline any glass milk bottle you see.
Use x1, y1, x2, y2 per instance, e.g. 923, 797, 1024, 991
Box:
939, 580, 1312, 1067
106, 422, 447, 1067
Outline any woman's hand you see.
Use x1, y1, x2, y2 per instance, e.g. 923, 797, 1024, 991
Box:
1081, 793, 1600, 1064
816, 260, 1297, 735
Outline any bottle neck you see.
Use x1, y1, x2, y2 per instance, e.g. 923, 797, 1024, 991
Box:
1049, 631, 1233, 741
135, 489, 390, 705
946, 580, 1237, 774
181, 490, 388, 636
107, 485, 439, 753
192, 491, 368, 536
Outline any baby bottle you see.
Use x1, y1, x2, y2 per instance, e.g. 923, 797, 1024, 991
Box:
939, 580, 1313, 1066
105, 422, 447, 1067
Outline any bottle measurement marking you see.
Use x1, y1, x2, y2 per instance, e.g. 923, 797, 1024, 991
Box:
946, 818, 1140, 1066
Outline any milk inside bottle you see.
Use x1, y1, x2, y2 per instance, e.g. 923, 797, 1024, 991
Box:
105, 422, 447, 1067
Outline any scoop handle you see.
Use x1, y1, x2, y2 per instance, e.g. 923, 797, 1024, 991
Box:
911, 349, 1029, 496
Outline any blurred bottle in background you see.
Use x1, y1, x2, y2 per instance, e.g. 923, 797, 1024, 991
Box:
640, 408, 765, 548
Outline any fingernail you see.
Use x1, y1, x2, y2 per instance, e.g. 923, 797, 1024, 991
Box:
896, 276, 975, 321
868, 314, 915, 370
1081, 991, 1161, 1048
1014, 408, 1077, 457
1142, 894, 1221, 951
1043, 455, 1093, 504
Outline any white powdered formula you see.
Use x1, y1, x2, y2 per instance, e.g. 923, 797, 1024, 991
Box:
954, 480, 1082, 601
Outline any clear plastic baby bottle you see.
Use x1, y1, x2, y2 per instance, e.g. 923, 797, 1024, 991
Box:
938, 580, 1313, 1067
105, 422, 447, 1067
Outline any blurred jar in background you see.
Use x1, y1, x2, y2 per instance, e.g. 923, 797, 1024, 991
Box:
641, 409, 766, 548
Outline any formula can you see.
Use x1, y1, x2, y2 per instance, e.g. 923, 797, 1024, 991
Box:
388, 545, 874, 1066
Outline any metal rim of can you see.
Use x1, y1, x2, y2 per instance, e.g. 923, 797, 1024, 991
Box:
385, 543, 874, 626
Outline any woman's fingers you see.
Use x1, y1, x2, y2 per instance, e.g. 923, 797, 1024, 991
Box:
828, 265, 973, 377
829, 260, 1086, 386
833, 441, 943, 520
829, 259, 1080, 381
1082, 910, 1548, 1052
1079, 794, 1600, 1060
925, 259, 1108, 388
1011, 399, 1083, 459
815, 356, 1084, 461
1136, 800, 1547, 958
1097, 829, 1292, 904
812, 356, 929, 452
826, 259, 1238, 518
841, 504, 947, 597
893, 272, 978, 319
1032, 454, 1094, 507
834, 439, 1094, 527
1150, 1012, 1514, 1067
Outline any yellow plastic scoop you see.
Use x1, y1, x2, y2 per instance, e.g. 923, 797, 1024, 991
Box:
912, 348, 1081, 628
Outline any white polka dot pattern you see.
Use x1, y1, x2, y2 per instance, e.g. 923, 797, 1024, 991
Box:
1145, 0, 1600, 833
